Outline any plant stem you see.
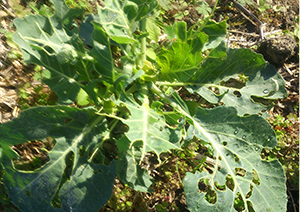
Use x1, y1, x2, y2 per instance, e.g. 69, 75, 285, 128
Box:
139, 17, 147, 67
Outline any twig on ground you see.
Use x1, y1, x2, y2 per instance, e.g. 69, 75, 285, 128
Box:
284, 64, 294, 76
232, 0, 265, 40
0, 3, 15, 18
287, 182, 298, 212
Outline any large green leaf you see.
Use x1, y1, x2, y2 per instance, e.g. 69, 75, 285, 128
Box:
187, 48, 288, 116
12, 0, 98, 104
184, 106, 287, 212
91, 22, 116, 84
116, 93, 182, 161
113, 92, 181, 191
0, 106, 116, 211
158, 40, 287, 116
116, 136, 153, 192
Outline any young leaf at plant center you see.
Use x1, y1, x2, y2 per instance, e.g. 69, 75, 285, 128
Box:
157, 32, 208, 82
0, 106, 116, 212
183, 106, 287, 211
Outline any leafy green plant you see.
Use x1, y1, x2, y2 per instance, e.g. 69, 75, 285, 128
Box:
265, 113, 299, 189
0, 0, 289, 211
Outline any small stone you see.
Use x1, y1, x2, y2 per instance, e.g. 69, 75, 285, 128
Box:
258, 35, 297, 65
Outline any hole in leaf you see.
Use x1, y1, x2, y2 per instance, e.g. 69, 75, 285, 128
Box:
235, 167, 246, 177
260, 148, 276, 161
233, 154, 240, 163
214, 182, 226, 191
233, 90, 242, 98
251, 96, 274, 106
197, 178, 217, 204
226, 174, 235, 191
92, 151, 103, 164
101, 139, 118, 162
205, 189, 217, 204
246, 184, 253, 199
198, 178, 210, 193
220, 78, 245, 89
79, 145, 86, 157
208, 86, 220, 95
222, 141, 228, 146
252, 169, 260, 186
64, 118, 72, 124
64, 151, 74, 180
234, 192, 245, 211
44, 46, 55, 54
246, 200, 256, 212
234, 128, 239, 134
25, 190, 31, 197
11, 137, 56, 171
52, 193, 61, 208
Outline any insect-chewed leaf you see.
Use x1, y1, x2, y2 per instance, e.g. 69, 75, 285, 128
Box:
115, 93, 182, 162
12, 0, 95, 104
0, 106, 116, 212
184, 106, 287, 212
116, 136, 153, 192
187, 48, 287, 117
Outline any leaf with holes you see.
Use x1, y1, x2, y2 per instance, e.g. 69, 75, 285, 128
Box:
0, 106, 116, 212
116, 136, 153, 192
157, 23, 287, 117
183, 106, 287, 212
186, 48, 288, 117
0, 0, 289, 211
115, 93, 182, 162
12, 0, 96, 104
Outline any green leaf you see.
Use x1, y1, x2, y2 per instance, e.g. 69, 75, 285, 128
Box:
96, 0, 157, 44
76, 88, 90, 106
12, 0, 96, 104
176, 21, 187, 42
0, 106, 116, 211
146, 18, 161, 43
116, 136, 153, 192
116, 92, 182, 162
157, 32, 208, 82
187, 48, 288, 116
200, 20, 227, 52
184, 106, 287, 212
91, 22, 116, 84
195, 1, 212, 18
79, 14, 100, 47
96, 0, 136, 44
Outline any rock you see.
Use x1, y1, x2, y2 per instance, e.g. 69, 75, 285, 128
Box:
258, 35, 297, 65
